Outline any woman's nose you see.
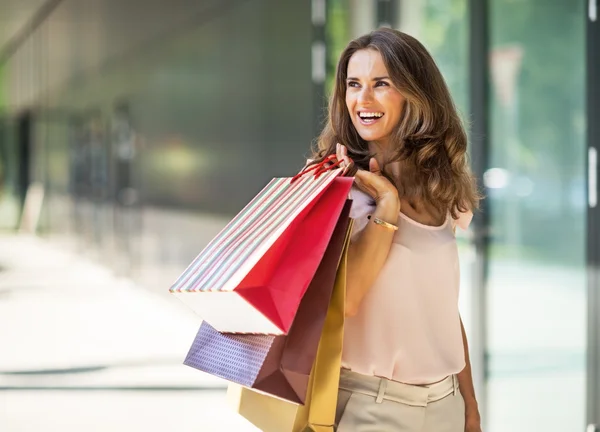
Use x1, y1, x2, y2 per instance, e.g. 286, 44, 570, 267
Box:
357, 87, 374, 103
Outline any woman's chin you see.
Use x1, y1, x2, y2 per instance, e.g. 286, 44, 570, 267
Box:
356, 130, 387, 143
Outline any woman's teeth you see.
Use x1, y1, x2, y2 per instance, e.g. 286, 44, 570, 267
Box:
359, 112, 384, 124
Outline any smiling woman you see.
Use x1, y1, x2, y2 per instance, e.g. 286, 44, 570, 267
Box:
307, 28, 482, 432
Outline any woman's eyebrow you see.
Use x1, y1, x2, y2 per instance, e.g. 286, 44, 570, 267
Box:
346, 76, 390, 81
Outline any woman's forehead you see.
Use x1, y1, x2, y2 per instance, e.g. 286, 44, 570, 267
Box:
347, 49, 389, 77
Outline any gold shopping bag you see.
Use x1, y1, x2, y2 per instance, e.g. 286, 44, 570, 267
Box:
226, 220, 351, 432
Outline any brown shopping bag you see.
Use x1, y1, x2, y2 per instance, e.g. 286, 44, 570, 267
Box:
183, 201, 352, 404
227, 218, 351, 431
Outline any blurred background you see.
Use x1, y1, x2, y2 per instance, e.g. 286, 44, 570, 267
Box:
0, 0, 598, 431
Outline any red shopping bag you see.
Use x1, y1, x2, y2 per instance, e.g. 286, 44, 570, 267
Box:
182, 201, 352, 404
169, 157, 353, 335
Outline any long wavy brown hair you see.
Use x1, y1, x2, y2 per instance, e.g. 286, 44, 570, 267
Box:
310, 28, 480, 218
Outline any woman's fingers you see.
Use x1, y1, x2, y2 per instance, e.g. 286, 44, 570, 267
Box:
344, 157, 353, 175
353, 172, 372, 195
336, 143, 352, 174
355, 166, 398, 202
342, 152, 352, 175
354, 169, 371, 189
341, 145, 352, 174
369, 157, 382, 175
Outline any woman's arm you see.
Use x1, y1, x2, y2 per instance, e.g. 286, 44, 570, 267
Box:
335, 144, 400, 317
345, 197, 399, 316
457, 317, 483, 432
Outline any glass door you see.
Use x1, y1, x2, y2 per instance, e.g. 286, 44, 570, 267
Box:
587, 1, 600, 430
485, 1, 587, 431
0, 115, 20, 230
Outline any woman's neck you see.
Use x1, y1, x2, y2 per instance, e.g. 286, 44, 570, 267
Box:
368, 140, 395, 166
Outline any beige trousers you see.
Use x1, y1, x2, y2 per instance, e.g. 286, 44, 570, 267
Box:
335, 369, 465, 432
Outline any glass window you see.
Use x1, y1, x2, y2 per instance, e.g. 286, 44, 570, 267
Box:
486, 1, 586, 431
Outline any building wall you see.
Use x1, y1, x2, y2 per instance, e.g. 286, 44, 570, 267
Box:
0, 65, 5, 108
1, 0, 315, 286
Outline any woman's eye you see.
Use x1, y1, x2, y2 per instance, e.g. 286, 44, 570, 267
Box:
375, 81, 389, 87
347, 81, 359, 88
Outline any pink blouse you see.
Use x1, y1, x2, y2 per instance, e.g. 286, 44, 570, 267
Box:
341, 188, 472, 385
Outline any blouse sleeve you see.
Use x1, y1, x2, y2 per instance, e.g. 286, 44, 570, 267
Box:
453, 210, 473, 231
348, 187, 376, 241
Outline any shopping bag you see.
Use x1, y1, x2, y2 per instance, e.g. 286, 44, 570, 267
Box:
183, 201, 351, 404
227, 218, 351, 432
170, 156, 353, 335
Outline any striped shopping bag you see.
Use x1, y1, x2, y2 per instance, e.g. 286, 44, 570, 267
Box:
169, 155, 353, 335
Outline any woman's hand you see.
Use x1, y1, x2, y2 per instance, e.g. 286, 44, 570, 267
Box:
465, 412, 482, 432
336, 143, 399, 211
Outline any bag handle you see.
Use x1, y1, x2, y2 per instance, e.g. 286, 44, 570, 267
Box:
291, 154, 343, 184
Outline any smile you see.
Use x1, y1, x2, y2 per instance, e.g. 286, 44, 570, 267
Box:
358, 111, 384, 125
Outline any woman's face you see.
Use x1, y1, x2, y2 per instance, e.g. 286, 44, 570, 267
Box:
345, 49, 405, 147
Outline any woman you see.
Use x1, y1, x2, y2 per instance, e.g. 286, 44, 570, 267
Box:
310, 28, 482, 431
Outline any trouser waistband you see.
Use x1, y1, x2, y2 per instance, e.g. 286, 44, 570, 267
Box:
339, 369, 459, 408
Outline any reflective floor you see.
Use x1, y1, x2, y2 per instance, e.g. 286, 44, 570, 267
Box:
2, 390, 257, 432
0, 232, 585, 431
0, 235, 258, 431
